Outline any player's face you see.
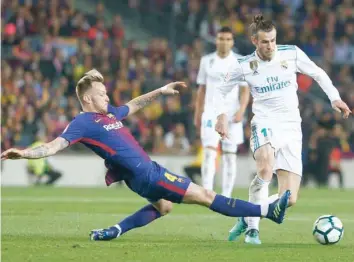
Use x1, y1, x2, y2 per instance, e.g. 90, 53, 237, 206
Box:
252, 28, 277, 60
89, 82, 110, 114
216, 32, 234, 54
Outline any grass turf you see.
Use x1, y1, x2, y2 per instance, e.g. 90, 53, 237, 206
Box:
2, 187, 353, 262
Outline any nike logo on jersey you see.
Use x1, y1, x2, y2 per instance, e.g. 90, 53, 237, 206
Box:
95, 119, 102, 123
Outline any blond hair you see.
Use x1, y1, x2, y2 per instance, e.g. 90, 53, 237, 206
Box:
76, 69, 104, 104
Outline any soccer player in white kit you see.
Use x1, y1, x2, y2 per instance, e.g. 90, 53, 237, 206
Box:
194, 27, 250, 198
215, 15, 351, 244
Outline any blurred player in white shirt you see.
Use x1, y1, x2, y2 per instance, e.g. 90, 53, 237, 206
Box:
215, 15, 351, 244
194, 27, 250, 197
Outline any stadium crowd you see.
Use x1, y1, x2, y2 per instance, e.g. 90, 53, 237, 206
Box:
1, 0, 354, 175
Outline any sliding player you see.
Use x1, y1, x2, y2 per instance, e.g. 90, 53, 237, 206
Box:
1, 69, 291, 241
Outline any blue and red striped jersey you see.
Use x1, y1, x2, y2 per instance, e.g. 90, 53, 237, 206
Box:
60, 104, 152, 179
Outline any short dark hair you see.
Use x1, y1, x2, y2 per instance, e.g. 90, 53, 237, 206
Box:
249, 14, 275, 37
218, 26, 233, 34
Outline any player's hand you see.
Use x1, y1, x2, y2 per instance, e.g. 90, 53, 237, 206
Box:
1, 148, 25, 160
160, 82, 187, 95
215, 114, 229, 139
331, 100, 352, 119
232, 110, 245, 123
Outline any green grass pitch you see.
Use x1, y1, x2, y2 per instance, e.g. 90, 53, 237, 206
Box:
2, 187, 354, 262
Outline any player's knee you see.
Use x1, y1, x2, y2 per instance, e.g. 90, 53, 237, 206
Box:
202, 188, 216, 206
256, 155, 273, 178
159, 201, 173, 216
288, 195, 297, 207
257, 164, 273, 179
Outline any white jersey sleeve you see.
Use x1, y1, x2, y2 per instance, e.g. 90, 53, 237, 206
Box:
295, 46, 341, 102
196, 56, 207, 85
214, 66, 247, 115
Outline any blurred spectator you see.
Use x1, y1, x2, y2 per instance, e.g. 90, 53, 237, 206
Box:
199, 0, 221, 44
72, 12, 90, 37
8, 6, 33, 38
142, 60, 166, 93
164, 123, 190, 154
87, 2, 105, 26
333, 36, 351, 64
180, 0, 203, 35
151, 125, 168, 154
87, 18, 109, 40
110, 15, 125, 40
13, 39, 32, 61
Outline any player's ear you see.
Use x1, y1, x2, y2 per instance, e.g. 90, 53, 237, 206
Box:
83, 94, 92, 104
251, 35, 257, 46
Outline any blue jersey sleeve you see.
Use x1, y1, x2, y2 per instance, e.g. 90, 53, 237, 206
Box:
107, 104, 130, 120
60, 119, 85, 144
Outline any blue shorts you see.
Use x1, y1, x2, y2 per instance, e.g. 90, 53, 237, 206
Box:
105, 162, 191, 204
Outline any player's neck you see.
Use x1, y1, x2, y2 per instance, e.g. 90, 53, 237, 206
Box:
256, 49, 273, 62
82, 105, 100, 114
216, 50, 230, 58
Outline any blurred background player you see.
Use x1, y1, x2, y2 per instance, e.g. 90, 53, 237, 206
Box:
27, 135, 62, 185
194, 26, 250, 197
215, 14, 351, 244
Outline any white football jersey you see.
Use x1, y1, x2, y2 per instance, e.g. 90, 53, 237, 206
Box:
197, 51, 245, 118
217, 45, 341, 123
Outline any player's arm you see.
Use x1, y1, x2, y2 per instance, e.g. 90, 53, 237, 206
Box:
1, 137, 69, 160
194, 56, 207, 130
194, 85, 205, 129
295, 46, 351, 118
214, 67, 246, 138
232, 84, 250, 123
125, 81, 187, 116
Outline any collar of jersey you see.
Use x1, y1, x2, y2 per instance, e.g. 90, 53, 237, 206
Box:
254, 47, 278, 63
215, 50, 234, 60
80, 111, 106, 116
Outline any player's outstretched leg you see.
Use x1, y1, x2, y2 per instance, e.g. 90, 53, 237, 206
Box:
182, 183, 290, 224
90, 200, 172, 241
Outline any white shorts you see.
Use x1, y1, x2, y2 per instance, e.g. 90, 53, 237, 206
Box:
201, 113, 244, 153
250, 120, 303, 176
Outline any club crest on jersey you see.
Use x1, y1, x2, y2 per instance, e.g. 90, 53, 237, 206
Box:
107, 113, 115, 119
209, 58, 214, 68
250, 60, 259, 75
281, 60, 288, 70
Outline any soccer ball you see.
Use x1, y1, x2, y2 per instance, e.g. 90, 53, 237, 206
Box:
312, 215, 344, 245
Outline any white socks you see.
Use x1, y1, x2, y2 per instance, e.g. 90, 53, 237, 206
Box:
260, 203, 269, 217
260, 193, 279, 217
245, 193, 279, 225
268, 193, 279, 204
247, 175, 270, 231
201, 148, 217, 190
221, 153, 237, 198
